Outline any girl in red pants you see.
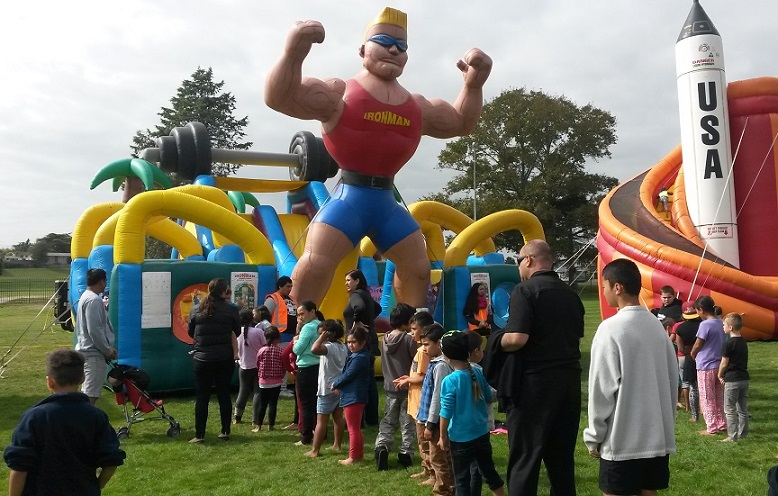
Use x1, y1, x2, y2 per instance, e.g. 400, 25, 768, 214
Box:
332, 325, 372, 465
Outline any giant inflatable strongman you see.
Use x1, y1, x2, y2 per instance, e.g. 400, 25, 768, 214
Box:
264, 7, 493, 309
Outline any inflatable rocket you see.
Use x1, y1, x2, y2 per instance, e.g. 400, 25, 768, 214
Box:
675, 0, 740, 267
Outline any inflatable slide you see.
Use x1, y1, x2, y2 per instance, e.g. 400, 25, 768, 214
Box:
598, 77, 778, 340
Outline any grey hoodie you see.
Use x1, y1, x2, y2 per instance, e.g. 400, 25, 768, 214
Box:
380, 330, 418, 397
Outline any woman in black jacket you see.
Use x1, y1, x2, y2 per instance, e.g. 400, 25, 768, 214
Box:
343, 269, 381, 425
187, 278, 240, 443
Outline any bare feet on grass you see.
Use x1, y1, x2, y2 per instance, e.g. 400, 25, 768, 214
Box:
304, 450, 319, 458
327, 445, 341, 452
338, 457, 361, 465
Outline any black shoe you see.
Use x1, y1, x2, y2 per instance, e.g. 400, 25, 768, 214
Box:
398, 451, 413, 468
375, 446, 389, 471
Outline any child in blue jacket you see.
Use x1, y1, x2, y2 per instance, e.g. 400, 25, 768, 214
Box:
332, 324, 372, 465
438, 331, 504, 496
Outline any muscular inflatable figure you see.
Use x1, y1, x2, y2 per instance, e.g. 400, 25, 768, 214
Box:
265, 7, 492, 308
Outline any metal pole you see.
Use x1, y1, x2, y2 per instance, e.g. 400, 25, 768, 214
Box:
472, 146, 477, 220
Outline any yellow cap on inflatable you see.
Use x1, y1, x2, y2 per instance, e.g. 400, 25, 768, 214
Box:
365, 7, 407, 39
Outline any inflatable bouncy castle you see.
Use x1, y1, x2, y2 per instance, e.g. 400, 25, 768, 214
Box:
69, 123, 544, 392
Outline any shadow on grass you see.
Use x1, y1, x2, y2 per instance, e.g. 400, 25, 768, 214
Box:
0, 393, 48, 431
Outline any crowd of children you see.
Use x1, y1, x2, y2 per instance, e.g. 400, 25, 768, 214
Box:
655, 289, 750, 444
5, 287, 755, 495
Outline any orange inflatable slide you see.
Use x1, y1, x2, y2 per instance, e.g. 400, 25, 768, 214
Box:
598, 77, 778, 340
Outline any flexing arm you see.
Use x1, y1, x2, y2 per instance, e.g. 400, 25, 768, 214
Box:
264, 20, 345, 122
416, 48, 492, 139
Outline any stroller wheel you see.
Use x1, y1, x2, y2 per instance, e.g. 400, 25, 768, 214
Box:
167, 423, 181, 438
117, 427, 129, 440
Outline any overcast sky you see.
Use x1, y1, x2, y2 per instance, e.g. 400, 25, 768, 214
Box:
1, 0, 774, 249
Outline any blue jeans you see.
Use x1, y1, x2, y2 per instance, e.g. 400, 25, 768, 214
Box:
450, 433, 504, 496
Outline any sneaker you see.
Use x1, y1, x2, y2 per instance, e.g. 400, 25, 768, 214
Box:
232, 416, 241, 425
398, 452, 413, 468
283, 423, 299, 430
375, 446, 389, 471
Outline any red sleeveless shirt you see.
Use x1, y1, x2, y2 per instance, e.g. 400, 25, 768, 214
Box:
323, 79, 422, 177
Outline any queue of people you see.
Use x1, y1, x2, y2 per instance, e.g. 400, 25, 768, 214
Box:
4, 244, 755, 495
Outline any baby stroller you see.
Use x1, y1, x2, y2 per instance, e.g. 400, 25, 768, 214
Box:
106, 363, 181, 440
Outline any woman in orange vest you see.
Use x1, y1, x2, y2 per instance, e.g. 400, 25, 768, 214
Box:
463, 282, 492, 335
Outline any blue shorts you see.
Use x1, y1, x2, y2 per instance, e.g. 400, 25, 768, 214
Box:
315, 183, 420, 252
317, 392, 341, 415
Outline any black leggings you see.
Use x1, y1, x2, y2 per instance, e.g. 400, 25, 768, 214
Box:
257, 386, 282, 427
296, 365, 319, 444
192, 359, 235, 439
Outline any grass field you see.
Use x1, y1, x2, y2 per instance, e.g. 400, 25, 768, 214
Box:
1, 296, 777, 495
0, 267, 70, 279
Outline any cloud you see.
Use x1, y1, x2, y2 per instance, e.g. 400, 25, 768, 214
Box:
0, 0, 774, 247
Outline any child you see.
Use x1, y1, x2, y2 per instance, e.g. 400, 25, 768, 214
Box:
466, 330, 498, 496
255, 326, 285, 431
416, 323, 455, 495
394, 310, 435, 481
306, 319, 348, 458
438, 331, 505, 496
234, 307, 268, 427
332, 324, 372, 465
719, 312, 749, 442
3, 349, 126, 495
374, 303, 418, 471
280, 337, 301, 430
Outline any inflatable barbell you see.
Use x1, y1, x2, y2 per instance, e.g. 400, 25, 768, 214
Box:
139, 122, 339, 182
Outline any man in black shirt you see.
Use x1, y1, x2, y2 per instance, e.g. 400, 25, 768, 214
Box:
499, 240, 585, 495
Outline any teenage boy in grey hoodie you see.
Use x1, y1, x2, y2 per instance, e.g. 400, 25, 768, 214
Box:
374, 303, 418, 471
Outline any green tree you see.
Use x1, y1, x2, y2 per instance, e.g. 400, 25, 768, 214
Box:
145, 235, 172, 260
36, 233, 72, 253
12, 239, 31, 253
131, 67, 252, 259
0, 248, 9, 275
131, 67, 253, 177
30, 241, 51, 267
425, 88, 618, 260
